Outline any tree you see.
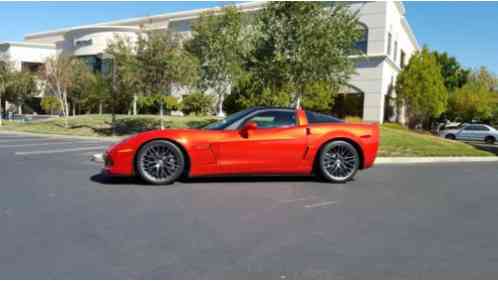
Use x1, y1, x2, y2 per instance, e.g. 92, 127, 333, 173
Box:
186, 6, 248, 117
6, 71, 38, 114
137, 94, 180, 114
395, 47, 448, 128
105, 35, 142, 115
222, 74, 291, 114
67, 59, 95, 116
181, 91, 214, 115
80, 74, 111, 115
448, 68, 498, 122
469, 66, 497, 92
301, 81, 338, 113
251, 2, 362, 106
432, 51, 469, 91
136, 30, 199, 128
43, 55, 83, 128
41, 96, 61, 115
0, 55, 12, 126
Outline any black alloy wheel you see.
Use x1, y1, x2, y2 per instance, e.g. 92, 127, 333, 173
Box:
319, 140, 360, 183
136, 140, 185, 185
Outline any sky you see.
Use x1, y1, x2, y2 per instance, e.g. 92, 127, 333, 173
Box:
0, 1, 496, 73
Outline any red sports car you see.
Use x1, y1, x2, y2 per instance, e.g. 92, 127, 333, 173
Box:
103, 107, 379, 184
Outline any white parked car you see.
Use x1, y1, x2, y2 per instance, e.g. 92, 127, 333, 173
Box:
439, 123, 498, 144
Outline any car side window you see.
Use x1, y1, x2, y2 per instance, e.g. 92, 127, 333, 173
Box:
305, 111, 343, 124
244, 110, 296, 129
464, 126, 476, 131
477, 126, 490, 131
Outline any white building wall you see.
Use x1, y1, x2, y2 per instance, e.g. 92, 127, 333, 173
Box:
63, 27, 140, 57
1, 44, 55, 71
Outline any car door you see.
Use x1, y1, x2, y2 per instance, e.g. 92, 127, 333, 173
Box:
212, 109, 308, 174
458, 125, 477, 140
474, 125, 491, 141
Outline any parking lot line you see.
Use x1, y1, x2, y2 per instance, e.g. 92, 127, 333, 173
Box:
304, 201, 338, 209
0, 138, 53, 143
0, 141, 102, 148
15, 146, 108, 156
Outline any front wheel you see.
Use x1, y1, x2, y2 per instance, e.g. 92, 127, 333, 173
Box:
445, 134, 456, 140
136, 140, 185, 185
318, 140, 360, 183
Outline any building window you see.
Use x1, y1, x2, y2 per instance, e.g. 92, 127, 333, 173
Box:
21, 62, 44, 75
354, 23, 369, 54
400, 50, 406, 68
387, 32, 392, 56
78, 55, 102, 73
393, 41, 398, 63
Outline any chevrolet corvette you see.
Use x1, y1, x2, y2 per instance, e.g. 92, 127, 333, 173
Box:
103, 107, 379, 184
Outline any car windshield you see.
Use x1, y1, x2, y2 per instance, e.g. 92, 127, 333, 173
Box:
203, 108, 256, 130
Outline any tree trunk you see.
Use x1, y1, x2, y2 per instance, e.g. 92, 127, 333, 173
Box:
0, 95, 3, 127
294, 96, 301, 109
72, 104, 76, 117
62, 91, 69, 128
18, 104, 22, 115
216, 94, 225, 117
99, 102, 103, 115
133, 94, 138, 116
160, 97, 165, 130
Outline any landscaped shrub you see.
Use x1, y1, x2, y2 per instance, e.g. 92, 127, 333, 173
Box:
137, 95, 180, 114
41, 96, 61, 115
181, 91, 214, 115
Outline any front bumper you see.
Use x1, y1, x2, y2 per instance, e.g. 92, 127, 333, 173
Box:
102, 146, 135, 176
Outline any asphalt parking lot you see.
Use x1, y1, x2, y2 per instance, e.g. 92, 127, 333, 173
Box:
1, 132, 498, 279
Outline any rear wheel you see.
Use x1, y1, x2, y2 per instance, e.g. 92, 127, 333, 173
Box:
485, 136, 496, 144
318, 140, 360, 183
136, 140, 185, 185
445, 134, 456, 140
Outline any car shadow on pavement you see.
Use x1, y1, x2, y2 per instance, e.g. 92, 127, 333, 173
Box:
90, 172, 328, 186
90, 173, 148, 186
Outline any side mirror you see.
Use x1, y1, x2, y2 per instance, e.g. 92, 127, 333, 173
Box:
240, 121, 258, 138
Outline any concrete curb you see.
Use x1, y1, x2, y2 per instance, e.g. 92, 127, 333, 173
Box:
0, 130, 123, 142
375, 157, 498, 164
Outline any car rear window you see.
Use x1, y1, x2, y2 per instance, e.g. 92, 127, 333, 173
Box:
305, 111, 343, 124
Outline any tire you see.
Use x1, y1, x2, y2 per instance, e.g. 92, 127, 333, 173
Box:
135, 140, 185, 185
445, 134, 456, 140
318, 140, 360, 183
485, 136, 496, 144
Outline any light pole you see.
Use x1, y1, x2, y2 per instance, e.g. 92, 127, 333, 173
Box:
102, 53, 117, 136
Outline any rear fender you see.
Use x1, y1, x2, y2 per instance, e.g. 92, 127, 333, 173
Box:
306, 130, 364, 162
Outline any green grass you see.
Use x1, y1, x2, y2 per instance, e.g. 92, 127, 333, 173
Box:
379, 123, 494, 157
0, 114, 218, 137
0, 116, 493, 157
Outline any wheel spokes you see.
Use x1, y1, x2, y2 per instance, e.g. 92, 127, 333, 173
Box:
323, 144, 358, 180
142, 144, 179, 180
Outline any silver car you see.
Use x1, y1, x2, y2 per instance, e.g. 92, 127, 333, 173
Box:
439, 123, 498, 144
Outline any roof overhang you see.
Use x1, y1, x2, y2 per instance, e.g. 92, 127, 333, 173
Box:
25, 2, 264, 41
64, 26, 142, 37
0, 41, 55, 49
